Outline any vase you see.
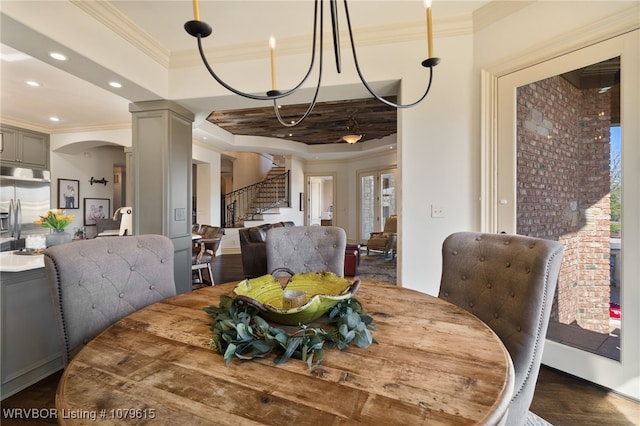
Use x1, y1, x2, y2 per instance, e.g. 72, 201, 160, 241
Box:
46, 229, 72, 247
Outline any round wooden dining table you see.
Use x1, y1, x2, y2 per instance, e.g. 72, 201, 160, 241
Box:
56, 280, 514, 425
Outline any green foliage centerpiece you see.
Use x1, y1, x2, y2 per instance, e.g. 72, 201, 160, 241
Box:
204, 295, 375, 368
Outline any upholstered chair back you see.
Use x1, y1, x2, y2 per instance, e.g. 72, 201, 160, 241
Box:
382, 215, 397, 234
239, 221, 295, 278
266, 226, 347, 277
438, 232, 563, 426
43, 235, 177, 366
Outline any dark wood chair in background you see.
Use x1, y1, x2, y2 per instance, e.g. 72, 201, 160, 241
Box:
192, 225, 223, 287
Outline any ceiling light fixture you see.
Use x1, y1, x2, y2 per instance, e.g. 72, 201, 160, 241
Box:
184, 0, 440, 128
109, 81, 123, 88
49, 52, 67, 61
342, 116, 362, 144
26, 80, 41, 87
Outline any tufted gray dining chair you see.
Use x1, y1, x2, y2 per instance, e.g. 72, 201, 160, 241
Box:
438, 232, 563, 426
43, 234, 177, 366
266, 225, 347, 277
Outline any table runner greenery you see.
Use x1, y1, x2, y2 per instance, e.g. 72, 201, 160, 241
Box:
204, 296, 376, 369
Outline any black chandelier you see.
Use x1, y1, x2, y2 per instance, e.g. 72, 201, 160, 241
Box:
184, 0, 440, 128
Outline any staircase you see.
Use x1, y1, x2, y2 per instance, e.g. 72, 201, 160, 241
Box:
222, 167, 290, 228
249, 167, 289, 216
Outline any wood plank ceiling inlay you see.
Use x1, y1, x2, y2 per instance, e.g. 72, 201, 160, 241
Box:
207, 97, 398, 145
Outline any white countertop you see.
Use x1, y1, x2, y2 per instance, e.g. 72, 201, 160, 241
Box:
0, 250, 45, 272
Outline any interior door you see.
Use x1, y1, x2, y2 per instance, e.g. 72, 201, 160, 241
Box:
496, 31, 639, 399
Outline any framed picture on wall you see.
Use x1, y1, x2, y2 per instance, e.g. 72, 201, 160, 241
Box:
57, 179, 80, 209
83, 198, 110, 226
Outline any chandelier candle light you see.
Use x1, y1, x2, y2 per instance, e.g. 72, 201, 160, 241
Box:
184, 0, 440, 127
270, 36, 277, 91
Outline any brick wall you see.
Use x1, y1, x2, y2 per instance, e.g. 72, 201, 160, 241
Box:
517, 76, 610, 333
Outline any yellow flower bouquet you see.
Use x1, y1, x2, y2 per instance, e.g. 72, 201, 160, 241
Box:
34, 209, 75, 230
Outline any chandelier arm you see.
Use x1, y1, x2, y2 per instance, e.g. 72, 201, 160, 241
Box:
330, 0, 341, 73
192, 0, 322, 101
342, 0, 436, 108
272, 0, 327, 127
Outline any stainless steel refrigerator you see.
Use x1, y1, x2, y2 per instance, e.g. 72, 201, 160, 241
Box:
0, 166, 51, 247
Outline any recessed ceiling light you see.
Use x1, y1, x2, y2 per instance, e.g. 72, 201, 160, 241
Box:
49, 52, 67, 61
109, 81, 122, 88
26, 80, 41, 87
49, 116, 60, 122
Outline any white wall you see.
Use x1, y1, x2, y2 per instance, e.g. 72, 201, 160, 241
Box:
401, 34, 477, 294
230, 151, 273, 190
193, 142, 222, 227
285, 155, 306, 226
49, 145, 126, 238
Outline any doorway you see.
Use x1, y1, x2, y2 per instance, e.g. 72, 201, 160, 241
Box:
305, 174, 335, 226
493, 31, 639, 398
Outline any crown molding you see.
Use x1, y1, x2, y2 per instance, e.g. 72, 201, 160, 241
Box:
71, 0, 473, 70
47, 122, 132, 135
473, 1, 535, 33
0, 116, 131, 135
70, 0, 170, 68
171, 15, 472, 68
0, 117, 52, 134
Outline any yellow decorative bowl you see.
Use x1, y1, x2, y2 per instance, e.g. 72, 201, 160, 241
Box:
233, 270, 361, 326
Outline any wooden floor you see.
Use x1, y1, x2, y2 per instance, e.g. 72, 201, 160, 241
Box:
2, 254, 639, 425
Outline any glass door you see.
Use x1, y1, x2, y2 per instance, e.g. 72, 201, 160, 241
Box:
495, 31, 639, 399
358, 168, 397, 243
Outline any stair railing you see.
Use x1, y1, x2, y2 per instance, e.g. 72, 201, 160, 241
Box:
221, 170, 290, 228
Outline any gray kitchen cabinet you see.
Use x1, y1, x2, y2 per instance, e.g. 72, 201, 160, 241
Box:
0, 125, 50, 169
1, 268, 63, 399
